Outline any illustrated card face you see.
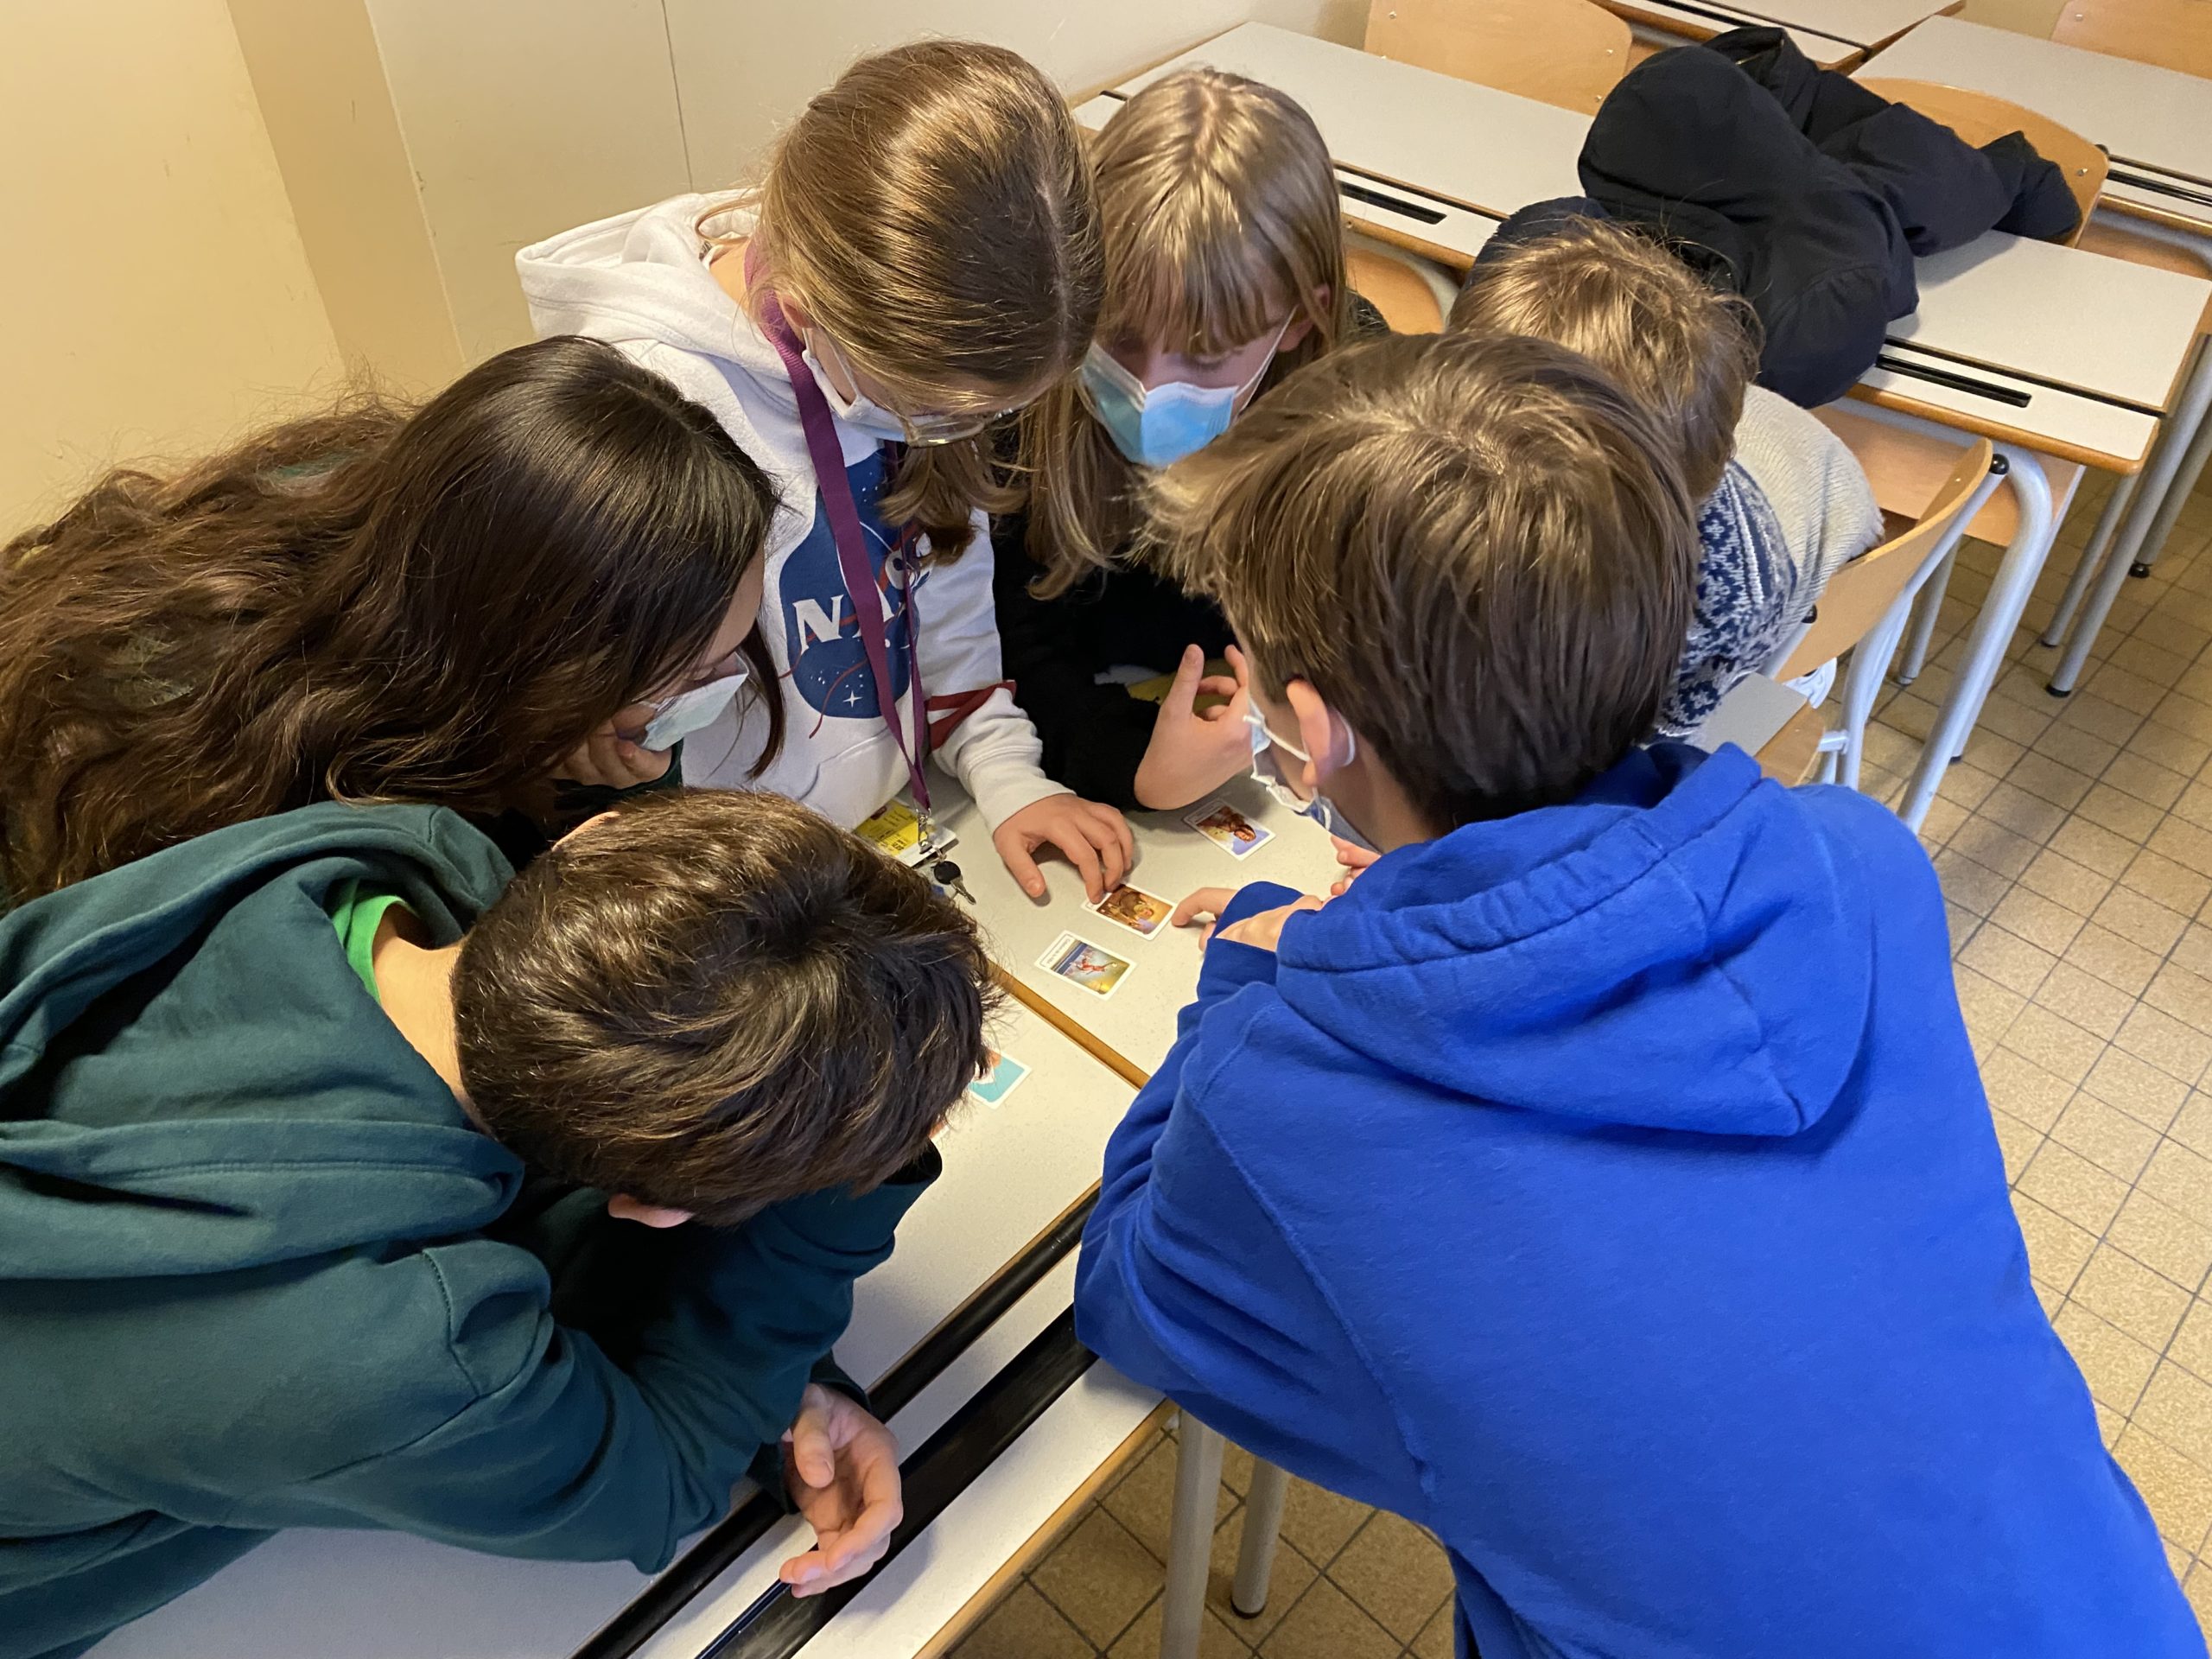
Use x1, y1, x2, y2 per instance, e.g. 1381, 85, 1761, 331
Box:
1037, 931, 1133, 999
1089, 882, 1174, 939
1184, 798, 1274, 858
969, 1051, 1030, 1107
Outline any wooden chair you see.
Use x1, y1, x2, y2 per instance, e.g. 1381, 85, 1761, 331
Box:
1365, 0, 1631, 115
1766, 435, 2000, 790
2052, 0, 2212, 79
1346, 243, 1447, 332
1856, 79, 2108, 245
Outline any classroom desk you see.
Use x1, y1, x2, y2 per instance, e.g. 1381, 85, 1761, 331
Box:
1604, 0, 1961, 71
1088, 22, 2212, 830
1859, 16, 2212, 238
88, 998, 1156, 1659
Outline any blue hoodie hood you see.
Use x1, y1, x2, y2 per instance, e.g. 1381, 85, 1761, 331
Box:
1274, 744, 1872, 1136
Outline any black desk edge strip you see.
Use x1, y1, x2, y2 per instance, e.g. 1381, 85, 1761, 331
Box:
569, 1197, 1100, 1659
1872, 352, 2032, 409
2106, 167, 2212, 215
707, 1311, 1100, 1659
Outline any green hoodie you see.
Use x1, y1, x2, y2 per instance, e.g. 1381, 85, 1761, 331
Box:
0, 804, 935, 1659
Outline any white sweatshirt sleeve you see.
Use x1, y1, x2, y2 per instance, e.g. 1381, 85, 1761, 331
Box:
920, 510, 1073, 831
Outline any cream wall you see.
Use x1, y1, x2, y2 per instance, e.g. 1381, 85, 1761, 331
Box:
0, 0, 344, 536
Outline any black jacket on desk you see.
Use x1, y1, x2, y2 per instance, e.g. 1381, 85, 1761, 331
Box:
1577, 31, 2078, 407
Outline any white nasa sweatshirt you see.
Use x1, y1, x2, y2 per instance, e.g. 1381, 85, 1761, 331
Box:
517, 194, 1070, 832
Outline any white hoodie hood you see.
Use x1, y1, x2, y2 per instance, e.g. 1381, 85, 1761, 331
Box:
517, 194, 1065, 831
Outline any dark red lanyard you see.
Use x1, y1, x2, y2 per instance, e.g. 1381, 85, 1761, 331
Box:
756, 289, 932, 810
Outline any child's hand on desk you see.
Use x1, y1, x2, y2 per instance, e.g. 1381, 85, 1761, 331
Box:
1133, 645, 1254, 811
994, 794, 1134, 903
1173, 887, 1325, 951
551, 705, 673, 790
778, 1383, 902, 1596
1329, 836, 1379, 897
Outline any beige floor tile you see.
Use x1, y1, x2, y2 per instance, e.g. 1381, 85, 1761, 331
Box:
2036, 962, 2137, 1041
2075, 1243, 2192, 1349
2094, 886, 2194, 957
2128, 720, 2212, 779
1976, 690, 2057, 747
2013, 1192, 2100, 1294
2063, 693, 2149, 747
1206, 1504, 1319, 1648
2127, 851, 2212, 921
2133, 614, 2212, 665
1959, 924, 2057, 998
2085, 1048, 2192, 1131
2169, 1538, 2197, 1585
1254, 1578, 1399, 1659
1032, 1509, 1173, 1649
1983, 1047, 2076, 1132
2109, 752, 2196, 813
2088, 663, 2171, 718
2134, 1362, 2212, 1473
1946, 903, 1980, 951
2180, 784, 2212, 835
2018, 846, 2117, 916
2078, 783, 2168, 843
2037, 1280, 2065, 1319
950, 1580, 1096, 1659
2052, 816, 2142, 879
1936, 761, 2000, 813
2019, 1141, 2133, 1232
1104, 1434, 1233, 1565
2118, 1006, 2212, 1087
2109, 1191, 2212, 1294
2098, 1400, 2127, 1447
1274, 1475, 1372, 1570
2111, 637, 2196, 693
1105, 1598, 1250, 1659
2050, 1096, 2162, 1185
2150, 962, 2212, 1037
1920, 794, 1972, 850
2152, 816, 2212, 879
2115, 1427, 2212, 1556
2035, 722, 2124, 779
1408, 1601, 1457, 1659
1323, 1513, 1456, 1645
2172, 1096, 2212, 1162
1933, 849, 2014, 918
1990, 1108, 2044, 1181
2175, 925, 2212, 984
1978, 779, 2067, 843
2068, 923, 2166, 999
2055, 1300, 2162, 1414
2155, 690, 2212, 743
1950, 815, 2044, 880
2007, 752, 2098, 812
2145, 1138, 2212, 1233
2004, 1005, 2107, 1088
2169, 1300, 2212, 1384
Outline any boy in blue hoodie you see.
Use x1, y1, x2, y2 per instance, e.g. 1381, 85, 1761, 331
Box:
0, 789, 991, 1659
1073, 334, 2201, 1657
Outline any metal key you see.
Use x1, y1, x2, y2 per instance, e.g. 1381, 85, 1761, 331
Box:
931, 859, 976, 904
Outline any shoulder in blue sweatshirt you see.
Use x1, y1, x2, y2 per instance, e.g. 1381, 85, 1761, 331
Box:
1075, 743, 2200, 1659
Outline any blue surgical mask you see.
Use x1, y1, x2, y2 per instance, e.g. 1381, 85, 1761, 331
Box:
1077, 321, 1292, 468
1244, 709, 1376, 853
641, 663, 748, 752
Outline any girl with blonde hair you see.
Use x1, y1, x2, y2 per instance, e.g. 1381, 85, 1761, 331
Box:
993, 67, 1378, 813
521, 40, 1133, 900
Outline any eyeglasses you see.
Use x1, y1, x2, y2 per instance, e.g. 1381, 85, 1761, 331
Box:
810, 327, 1035, 446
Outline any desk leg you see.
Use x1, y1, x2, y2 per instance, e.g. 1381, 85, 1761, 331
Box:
2128, 392, 2212, 576
1161, 1414, 1225, 1659
1231, 1460, 1291, 1618
1897, 446, 2056, 832
2110, 338, 2212, 581
2040, 473, 2138, 647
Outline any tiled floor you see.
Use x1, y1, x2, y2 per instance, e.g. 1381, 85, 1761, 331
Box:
951, 470, 2212, 1657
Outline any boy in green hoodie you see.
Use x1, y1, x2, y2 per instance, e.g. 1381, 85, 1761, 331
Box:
0, 789, 992, 1659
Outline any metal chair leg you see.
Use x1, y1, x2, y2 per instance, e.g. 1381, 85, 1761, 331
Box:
1231, 1459, 1290, 1618
1160, 1414, 1226, 1659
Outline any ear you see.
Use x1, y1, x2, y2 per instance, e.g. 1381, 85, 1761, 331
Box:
778, 292, 814, 333
607, 1193, 695, 1229
1282, 679, 1354, 790
1280, 285, 1330, 353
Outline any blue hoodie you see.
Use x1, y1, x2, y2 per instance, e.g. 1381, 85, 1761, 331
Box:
1074, 744, 2199, 1658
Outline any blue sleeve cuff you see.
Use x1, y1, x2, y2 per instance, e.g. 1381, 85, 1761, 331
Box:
1197, 881, 1302, 996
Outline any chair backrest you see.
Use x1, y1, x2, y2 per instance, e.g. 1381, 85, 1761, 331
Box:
1771, 435, 1995, 680
1857, 78, 2108, 245
1365, 0, 1631, 116
1346, 245, 1446, 332
2053, 0, 2212, 79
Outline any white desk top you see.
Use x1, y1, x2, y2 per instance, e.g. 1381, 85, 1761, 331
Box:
89, 999, 1139, 1659
1859, 16, 2212, 229
1613, 0, 1953, 50
1116, 23, 2209, 457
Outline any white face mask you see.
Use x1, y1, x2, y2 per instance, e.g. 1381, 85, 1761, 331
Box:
1244, 709, 1378, 853
642, 664, 748, 752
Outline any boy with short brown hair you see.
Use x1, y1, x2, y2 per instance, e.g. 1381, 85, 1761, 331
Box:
1075, 331, 2195, 1659
0, 789, 991, 1658
1449, 212, 1880, 732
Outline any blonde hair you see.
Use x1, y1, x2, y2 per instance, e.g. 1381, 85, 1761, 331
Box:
723, 40, 1102, 558
1019, 69, 1353, 598
1148, 334, 1698, 826
1446, 217, 1758, 502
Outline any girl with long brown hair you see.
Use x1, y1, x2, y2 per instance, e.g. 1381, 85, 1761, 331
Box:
520, 40, 1135, 902
0, 334, 782, 901
992, 68, 1376, 816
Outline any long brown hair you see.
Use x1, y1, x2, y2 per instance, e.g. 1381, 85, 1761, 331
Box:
728, 39, 1102, 558
1020, 69, 1353, 598
0, 336, 781, 900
